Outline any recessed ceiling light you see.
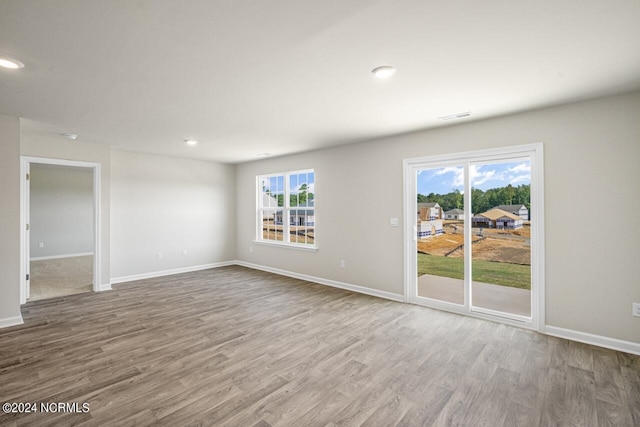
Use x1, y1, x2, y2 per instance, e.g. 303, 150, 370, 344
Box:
185, 140, 198, 146
439, 111, 472, 121
61, 133, 78, 140
0, 56, 25, 69
371, 65, 396, 79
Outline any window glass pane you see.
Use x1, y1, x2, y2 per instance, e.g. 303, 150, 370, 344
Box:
305, 209, 315, 245
261, 209, 282, 242
416, 166, 464, 305
308, 172, 315, 208
276, 176, 284, 207
290, 174, 298, 207
288, 209, 314, 245
260, 175, 284, 242
470, 160, 531, 317
292, 172, 313, 208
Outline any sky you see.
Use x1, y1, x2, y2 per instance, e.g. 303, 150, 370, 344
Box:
417, 161, 530, 195
261, 172, 315, 197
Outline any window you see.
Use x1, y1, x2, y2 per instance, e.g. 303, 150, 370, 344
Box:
257, 170, 315, 248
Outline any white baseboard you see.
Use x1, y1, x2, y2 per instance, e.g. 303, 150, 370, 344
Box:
235, 260, 405, 303
544, 325, 640, 356
98, 283, 112, 292
0, 315, 24, 328
31, 252, 94, 261
110, 261, 236, 285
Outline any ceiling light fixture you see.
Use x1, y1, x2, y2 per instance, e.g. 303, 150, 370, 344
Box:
371, 65, 396, 79
256, 153, 271, 157
61, 133, 78, 140
439, 111, 472, 121
185, 139, 198, 146
0, 56, 25, 69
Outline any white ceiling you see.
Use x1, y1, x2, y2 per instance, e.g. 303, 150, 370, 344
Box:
1, 0, 639, 164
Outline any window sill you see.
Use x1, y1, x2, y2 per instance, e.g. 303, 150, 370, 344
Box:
252, 240, 318, 252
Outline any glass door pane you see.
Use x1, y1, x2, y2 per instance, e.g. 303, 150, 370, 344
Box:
470, 160, 532, 317
416, 166, 465, 305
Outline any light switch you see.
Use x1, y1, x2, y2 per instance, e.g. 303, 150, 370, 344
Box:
389, 218, 399, 227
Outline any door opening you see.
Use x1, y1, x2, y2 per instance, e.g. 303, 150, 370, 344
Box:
20, 157, 102, 304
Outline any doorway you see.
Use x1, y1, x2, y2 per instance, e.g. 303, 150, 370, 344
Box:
404, 144, 544, 329
20, 157, 101, 304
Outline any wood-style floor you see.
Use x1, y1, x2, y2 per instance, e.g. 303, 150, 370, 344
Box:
1, 266, 638, 426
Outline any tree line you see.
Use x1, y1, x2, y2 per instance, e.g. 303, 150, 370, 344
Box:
418, 184, 530, 214
265, 184, 314, 207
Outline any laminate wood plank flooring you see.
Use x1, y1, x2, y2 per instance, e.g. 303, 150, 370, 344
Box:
1, 265, 639, 426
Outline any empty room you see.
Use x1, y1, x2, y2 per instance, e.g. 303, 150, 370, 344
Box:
1, 1, 639, 426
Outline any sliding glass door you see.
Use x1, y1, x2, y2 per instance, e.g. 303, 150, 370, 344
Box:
415, 165, 465, 306
404, 145, 543, 328
470, 159, 532, 320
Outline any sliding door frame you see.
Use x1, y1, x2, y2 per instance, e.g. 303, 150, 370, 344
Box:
403, 143, 545, 331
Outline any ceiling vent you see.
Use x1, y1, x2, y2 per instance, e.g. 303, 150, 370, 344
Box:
439, 111, 472, 121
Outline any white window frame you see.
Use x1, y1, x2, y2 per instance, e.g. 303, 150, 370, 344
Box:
254, 169, 317, 251
403, 143, 545, 331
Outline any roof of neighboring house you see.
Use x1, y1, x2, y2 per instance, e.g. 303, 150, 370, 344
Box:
474, 208, 523, 221
445, 209, 464, 214
417, 202, 440, 210
494, 204, 527, 211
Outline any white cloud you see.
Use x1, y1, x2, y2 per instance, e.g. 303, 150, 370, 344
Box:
471, 165, 497, 186
510, 174, 529, 185
509, 163, 531, 174
435, 166, 464, 188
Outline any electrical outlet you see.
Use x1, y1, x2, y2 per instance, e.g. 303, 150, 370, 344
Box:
249, 246, 253, 253
157, 252, 163, 259
38, 242, 44, 248
182, 249, 188, 256
340, 260, 345, 268
633, 303, 640, 317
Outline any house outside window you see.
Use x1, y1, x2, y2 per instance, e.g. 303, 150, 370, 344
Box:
257, 170, 315, 248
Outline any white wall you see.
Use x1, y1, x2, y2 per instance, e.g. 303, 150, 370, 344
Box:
21, 134, 111, 288
110, 150, 236, 279
30, 164, 94, 259
0, 114, 22, 326
236, 91, 640, 345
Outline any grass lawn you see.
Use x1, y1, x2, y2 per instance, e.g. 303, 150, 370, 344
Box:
417, 253, 531, 290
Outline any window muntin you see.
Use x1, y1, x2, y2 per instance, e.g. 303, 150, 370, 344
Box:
258, 170, 315, 247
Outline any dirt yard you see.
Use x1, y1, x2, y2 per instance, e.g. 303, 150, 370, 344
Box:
418, 222, 531, 265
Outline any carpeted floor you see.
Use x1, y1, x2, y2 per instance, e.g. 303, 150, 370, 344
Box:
29, 255, 93, 301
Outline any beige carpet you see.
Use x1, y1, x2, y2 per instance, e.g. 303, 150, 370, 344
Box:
29, 255, 93, 301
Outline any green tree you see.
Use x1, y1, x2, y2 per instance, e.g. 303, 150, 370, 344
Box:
419, 184, 530, 215
502, 184, 516, 205
444, 189, 462, 210
515, 184, 530, 211
471, 187, 487, 214
290, 183, 308, 206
